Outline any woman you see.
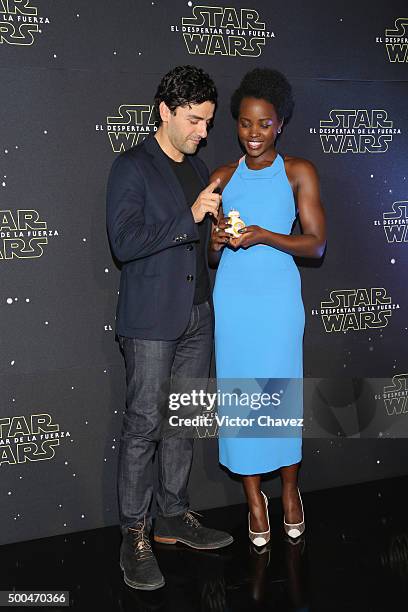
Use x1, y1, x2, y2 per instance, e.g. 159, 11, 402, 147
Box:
209, 69, 326, 545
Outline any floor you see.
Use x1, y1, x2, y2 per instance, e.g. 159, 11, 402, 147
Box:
1, 475, 408, 611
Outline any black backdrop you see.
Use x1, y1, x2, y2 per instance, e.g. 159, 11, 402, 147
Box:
1, 0, 407, 545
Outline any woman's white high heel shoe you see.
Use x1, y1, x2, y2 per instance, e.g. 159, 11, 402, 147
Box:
283, 487, 305, 539
248, 491, 270, 547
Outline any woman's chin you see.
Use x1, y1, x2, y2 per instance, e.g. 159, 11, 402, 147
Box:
245, 147, 263, 157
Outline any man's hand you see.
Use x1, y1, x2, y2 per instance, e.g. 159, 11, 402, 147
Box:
191, 178, 221, 223
210, 216, 231, 252
229, 225, 266, 249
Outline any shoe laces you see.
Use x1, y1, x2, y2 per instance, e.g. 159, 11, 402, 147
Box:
128, 519, 152, 560
183, 510, 203, 529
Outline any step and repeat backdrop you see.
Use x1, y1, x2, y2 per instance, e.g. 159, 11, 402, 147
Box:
1, 0, 407, 544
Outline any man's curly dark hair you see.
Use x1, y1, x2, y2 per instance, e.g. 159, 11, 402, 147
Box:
230, 68, 294, 124
154, 65, 217, 124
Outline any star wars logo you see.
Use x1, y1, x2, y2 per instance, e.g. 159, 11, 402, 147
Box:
376, 18, 408, 63
96, 105, 157, 153
373, 200, 408, 244
309, 109, 401, 154
311, 288, 399, 332
0, 209, 59, 260
0, 413, 70, 466
382, 374, 408, 416
170, 5, 275, 57
0, 0, 49, 46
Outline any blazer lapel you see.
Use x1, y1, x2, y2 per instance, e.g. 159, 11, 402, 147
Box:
188, 153, 212, 245
190, 155, 213, 246
143, 135, 187, 211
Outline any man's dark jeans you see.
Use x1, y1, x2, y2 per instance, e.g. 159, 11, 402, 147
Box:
118, 300, 213, 531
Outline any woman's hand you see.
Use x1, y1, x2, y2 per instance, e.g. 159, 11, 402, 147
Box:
210, 216, 231, 252
229, 225, 266, 249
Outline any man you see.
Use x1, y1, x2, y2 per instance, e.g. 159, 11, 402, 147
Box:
106, 65, 233, 591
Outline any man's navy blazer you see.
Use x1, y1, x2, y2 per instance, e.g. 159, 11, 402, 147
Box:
106, 135, 212, 340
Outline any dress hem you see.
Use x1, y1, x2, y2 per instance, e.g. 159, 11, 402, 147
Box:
219, 456, 302, 476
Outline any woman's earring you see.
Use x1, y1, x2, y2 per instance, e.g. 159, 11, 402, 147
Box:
277, 128, 281, 134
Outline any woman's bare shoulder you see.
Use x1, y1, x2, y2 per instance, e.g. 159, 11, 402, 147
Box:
284, 155, 318, 178
210, 162, 239, 192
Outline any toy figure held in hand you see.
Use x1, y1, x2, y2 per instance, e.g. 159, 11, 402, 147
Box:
225, 209, 246, 238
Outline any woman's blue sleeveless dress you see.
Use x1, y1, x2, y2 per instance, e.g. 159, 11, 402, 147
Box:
213, 154, 304, 475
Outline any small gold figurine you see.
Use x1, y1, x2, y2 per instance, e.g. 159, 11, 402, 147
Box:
225, 209, 246, 238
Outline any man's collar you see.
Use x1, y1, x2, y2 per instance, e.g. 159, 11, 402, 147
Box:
143, 133, 207, 187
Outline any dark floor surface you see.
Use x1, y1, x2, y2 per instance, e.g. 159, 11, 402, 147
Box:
2, 475, 408, 611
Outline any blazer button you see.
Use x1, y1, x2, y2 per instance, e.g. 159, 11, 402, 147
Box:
186, 245, 193, 251
186, 274, 194, 282
183, 233, 187, 238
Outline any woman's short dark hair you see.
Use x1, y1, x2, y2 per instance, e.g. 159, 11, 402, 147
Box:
230, 68, 294, 123
154, 65, 217, 123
